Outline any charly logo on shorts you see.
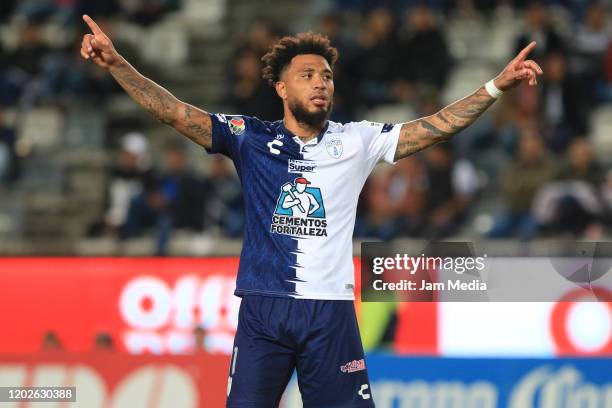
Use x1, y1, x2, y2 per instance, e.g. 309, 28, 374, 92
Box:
326, 135, 343, 159
340, 359, 366, 373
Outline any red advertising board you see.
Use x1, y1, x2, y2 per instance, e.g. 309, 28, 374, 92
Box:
0, 258, 240, 354
0, 258, 608, 357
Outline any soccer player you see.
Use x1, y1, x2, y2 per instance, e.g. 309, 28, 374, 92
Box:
80, 15, 542, 407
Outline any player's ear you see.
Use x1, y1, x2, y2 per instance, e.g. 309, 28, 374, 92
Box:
275, 81, 287, 100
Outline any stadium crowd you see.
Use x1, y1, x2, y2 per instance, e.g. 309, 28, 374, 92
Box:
1, 0, 611, 253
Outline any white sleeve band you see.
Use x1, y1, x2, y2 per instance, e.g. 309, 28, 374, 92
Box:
485, 79, 504, 98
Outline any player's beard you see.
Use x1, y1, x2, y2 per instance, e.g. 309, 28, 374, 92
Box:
288, 97, 332, 129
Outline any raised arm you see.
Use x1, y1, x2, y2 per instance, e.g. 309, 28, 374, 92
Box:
394, 41, 543, 161
80, 15, 212, 149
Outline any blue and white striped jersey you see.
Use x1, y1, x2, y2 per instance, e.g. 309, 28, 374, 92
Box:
207, 114, 400, 300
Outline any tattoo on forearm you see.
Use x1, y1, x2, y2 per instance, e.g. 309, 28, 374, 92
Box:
181, 104, 212, 148
394, 86, 495, 160
109, 58, 212, 149
110, 60, 177, 125
394, 119, 449, 160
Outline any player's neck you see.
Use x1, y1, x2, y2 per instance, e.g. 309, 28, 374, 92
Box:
282, 115, 325, 144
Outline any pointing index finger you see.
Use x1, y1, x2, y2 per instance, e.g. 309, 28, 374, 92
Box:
83, 14, 103, 35
515, 41, 536, 62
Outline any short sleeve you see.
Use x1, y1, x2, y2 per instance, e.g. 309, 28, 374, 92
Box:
206, 113, 251, 159
355, 120, 402, 166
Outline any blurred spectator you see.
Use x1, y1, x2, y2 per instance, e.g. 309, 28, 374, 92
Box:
237, 19, 282, 57
558, 137, 605, 186
41, 330, 63, 351
121, 140, 207, 254
14, 1, 59, 22
192, 325, 207, 353
117, 0, 180, 26
539, 52, 589, 152
488, 130, 558, 239
394, 5, 452, 93
0, 106, 19, 185
226, 20, 284, 121
347, 7, 399, 107
533, 138, 609, 237
88, 132, 154, 237
356, 156, 428, 239
6, 18, 51, 106
355, 169, 405, 240
570, 2, 610, 103
44, 28, 122, 102
94, 331, 115, 350
390, 156, 428, 236
0, 0, 16, 21
604, 41, 612, 101
227, 48, 282, 121
318, 13, 358, 121
422, 144, 478, 238
205, 156, 244, 237
76, 0, 121, 20
514, 2, 565, 61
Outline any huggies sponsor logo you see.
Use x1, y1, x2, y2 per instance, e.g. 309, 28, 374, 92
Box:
288, 159, 316, 173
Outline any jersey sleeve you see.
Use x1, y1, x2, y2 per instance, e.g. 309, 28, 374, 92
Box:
206, 113, 251, 159
354, 120, 402, 167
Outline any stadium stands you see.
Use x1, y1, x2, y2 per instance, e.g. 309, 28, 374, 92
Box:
0, 0, 611, 255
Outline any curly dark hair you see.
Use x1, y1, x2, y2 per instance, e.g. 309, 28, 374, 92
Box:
261, 32, 338, 86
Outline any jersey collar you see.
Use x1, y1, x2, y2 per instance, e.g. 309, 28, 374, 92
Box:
280, 120, 329, 147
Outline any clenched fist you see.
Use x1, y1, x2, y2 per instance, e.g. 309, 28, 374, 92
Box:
80, 15, 119, 69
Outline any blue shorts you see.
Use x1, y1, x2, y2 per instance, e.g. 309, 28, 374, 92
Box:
226, 295, 375, 407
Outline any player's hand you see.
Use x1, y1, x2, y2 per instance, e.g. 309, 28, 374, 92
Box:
80, 14, 119, 69
492, 41, 543, 91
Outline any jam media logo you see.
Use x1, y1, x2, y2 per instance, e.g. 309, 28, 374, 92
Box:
270, 177, 327, 237
228, 117, 245, 135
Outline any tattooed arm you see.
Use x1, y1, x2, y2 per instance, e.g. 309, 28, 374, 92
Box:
80, 15, 212, 149
394, 41, 543, 161
394, 87, 495, 160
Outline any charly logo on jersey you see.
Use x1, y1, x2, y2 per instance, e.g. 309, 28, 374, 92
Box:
288, 159, 316, 173
270, 177, 327, 237
228, 117, 245, 135
325, 134, 343, 159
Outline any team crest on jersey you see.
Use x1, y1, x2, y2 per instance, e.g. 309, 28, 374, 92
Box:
229, 117, 245, 135
270, 177, 327, 237
326, 135, 343, 159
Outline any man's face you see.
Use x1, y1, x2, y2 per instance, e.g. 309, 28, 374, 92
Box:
276, 54, 334, 127
296, 183, 307, 193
